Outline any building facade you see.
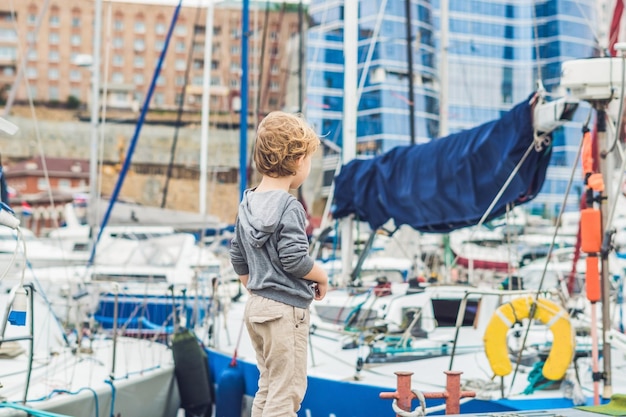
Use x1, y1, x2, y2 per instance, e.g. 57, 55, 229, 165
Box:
306, 0, 600, 216
0, 0, 302, 116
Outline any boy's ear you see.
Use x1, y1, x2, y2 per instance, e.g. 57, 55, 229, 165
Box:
296, 155, 305, 166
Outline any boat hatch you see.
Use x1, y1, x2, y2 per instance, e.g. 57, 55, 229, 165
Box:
431, 298, 480, 327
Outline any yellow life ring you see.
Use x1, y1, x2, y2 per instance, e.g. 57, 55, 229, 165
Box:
483, 295, 575, 381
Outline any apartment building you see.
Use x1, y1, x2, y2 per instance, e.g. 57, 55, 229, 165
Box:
0, 0, 303, 115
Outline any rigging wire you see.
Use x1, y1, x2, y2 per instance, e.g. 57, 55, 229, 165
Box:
506, 108, 591, 397
161, 1, 204, 209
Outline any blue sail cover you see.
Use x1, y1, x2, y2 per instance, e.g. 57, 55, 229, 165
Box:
332, 97, 550, 233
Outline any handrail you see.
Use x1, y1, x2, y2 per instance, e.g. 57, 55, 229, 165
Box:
0, 283, 36, 403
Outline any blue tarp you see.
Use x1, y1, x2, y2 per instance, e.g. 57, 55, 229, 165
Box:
332, 96, 550, 233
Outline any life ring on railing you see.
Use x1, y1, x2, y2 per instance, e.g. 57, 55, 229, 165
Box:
483, 295, 575, 381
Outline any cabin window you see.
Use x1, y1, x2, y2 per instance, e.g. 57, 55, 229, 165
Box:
430, 298, 480, 327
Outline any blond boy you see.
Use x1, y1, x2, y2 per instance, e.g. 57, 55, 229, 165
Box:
229, 111, 329, 417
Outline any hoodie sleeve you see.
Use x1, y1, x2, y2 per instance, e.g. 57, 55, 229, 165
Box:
229, 218, 249, 276
277, 205, 314, 278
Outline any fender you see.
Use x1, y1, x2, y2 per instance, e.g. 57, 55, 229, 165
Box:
483, 295, 575, 381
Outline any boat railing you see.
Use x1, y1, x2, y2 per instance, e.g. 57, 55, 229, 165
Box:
0, 283, 35, 403
445, 286, 567, 373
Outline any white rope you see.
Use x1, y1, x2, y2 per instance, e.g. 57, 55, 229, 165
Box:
391, 389, 426, 417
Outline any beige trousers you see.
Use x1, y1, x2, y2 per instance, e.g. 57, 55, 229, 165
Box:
244, 294, 309, 417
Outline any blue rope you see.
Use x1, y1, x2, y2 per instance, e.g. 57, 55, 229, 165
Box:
0, 401, 75, 417
105, 380, 116, 417
27, 387, 99, 417
523, 361, 555, 395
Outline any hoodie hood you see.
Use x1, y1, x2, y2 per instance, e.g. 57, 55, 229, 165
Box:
239, 189, 294, 248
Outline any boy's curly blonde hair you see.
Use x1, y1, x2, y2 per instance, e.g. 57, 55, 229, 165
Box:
254, 111, 320, 178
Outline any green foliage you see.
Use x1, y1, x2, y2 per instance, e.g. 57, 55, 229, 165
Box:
66, 95, 81, 109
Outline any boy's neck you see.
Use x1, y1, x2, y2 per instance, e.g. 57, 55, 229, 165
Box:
255, 176, 292, 193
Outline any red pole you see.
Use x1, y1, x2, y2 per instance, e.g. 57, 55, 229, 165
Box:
379, 371, 415, 414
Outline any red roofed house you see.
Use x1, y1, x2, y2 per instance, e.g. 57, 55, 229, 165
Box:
3, 157, 90, 234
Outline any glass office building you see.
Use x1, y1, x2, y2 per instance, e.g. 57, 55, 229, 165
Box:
306, 0, 600, 216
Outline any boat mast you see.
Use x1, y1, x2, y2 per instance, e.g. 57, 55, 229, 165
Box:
340, 0, 358, 286
200, 0, 215, 215
596, 108, 613, 398
439, 0, 449, 137
89, 0, 103, 237
239, 0, 250, 201
404, 0, 416, 145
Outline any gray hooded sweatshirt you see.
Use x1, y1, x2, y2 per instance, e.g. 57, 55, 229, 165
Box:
230, 189, 316, 308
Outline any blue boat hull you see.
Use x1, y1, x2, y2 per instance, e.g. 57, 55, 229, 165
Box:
205, 347, 591, 416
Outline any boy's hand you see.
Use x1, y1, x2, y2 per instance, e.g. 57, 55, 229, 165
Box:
314, 281, 328, 301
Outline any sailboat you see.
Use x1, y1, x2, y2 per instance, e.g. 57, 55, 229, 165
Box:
0, 156, 179, 416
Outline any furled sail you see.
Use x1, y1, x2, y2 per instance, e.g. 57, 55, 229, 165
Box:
332, 96, 549, 233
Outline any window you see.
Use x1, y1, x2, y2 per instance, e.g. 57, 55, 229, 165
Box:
27, 14, 37, 25
48, 68, 59, 80
49, 86, 59, 101
113, 55, 124, 66
0, 46, 16, 60
175, 41, 185, 52
134, 56, 145, 68
37, 178, 48, 191
156, 22, 166, 35
134, 21, 146, 33
154, 92, 165, 105
155, 40, 164, 52
49, 32, 60, 45
134, 39, 145, 52
134, 73, 144, 85
26, 67, 37, 79
3, 66, 14, 76
229, 78, 239, 88
69, 70, 81, 82
230, 45, 240, 55
113, 37, 123, 49
211, 60, 219, 70
230, 62, 240, 73
49, 50, 60, 62
0, 28, 17, 42
231, 28, 240, 39
175, 76, 185, 86
70, 34, 81, 46
270, 64, 279, 74
114, 19, 124, 31
49, 15, 60, 27
58, 179, 71, 190
269, 80, 279, 91
175, 59, 186, 70
72, 17, 80, 28
156, 75, 165, 86
175, 24, 187, 36
210, 76, 220, 85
